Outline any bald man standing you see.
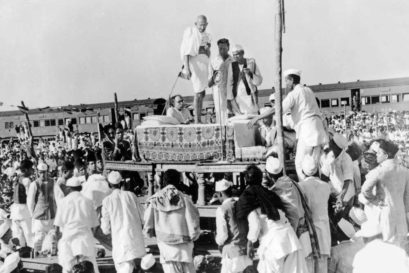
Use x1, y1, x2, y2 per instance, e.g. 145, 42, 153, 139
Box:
180, 15, 211, 123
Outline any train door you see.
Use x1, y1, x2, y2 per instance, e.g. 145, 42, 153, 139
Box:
351, 89, 361, 111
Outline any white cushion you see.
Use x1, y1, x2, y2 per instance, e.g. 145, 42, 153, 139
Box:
143, 115, 179, 125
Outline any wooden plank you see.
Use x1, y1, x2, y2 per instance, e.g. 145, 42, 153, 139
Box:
197, 205, 217, 218
104, 161, 154, 172
106, 160, 295, 173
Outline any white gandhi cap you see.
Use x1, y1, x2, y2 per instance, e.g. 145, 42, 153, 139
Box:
107, 171, 122, 185
66, 177, 82, 187
231, 44, 244, 53
284, 69, 302, 77
265, 156, 283, 174
215, 179, 233, 192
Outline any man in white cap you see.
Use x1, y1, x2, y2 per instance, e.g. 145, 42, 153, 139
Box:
27, 162, 56, 256
101, 171, 146, 273
54, 177, 100, 273
180, 15, 211, 123
298, 155, 331, 273
263, 156, 304, 231
227, 44, 263, 115
320, 133, 355, 228
249, 69, 328, 180
258, 106, 275, 147
214, 178, 253, 273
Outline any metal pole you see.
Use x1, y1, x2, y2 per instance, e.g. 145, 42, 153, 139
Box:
274, 0, 286, 175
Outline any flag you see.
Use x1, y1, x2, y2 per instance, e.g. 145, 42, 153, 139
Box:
17, 105, 29, 114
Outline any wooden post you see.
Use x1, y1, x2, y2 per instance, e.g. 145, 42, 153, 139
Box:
147, 172, 155, 197
196, 173, 206, 206
114, 92, 119, 125
273, 0, 286, 175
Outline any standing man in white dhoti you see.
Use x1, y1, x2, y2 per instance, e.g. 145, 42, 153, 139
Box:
249, 69, 328, 180
54, 177, 100, 273
101, 172, 146, 273
228, 45, 263, 115
180, 15, 211, 123
208, 38, 236, 125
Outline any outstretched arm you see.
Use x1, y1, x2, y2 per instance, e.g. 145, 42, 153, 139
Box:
248, 108, 275, 128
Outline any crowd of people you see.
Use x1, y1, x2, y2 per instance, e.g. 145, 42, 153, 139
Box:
0, 12, 409, 273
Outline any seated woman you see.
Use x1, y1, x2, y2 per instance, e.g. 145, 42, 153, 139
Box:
166, 95, 194, 124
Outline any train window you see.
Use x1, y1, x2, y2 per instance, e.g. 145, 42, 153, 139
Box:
86, 117, 92, 124
71, 118, 77, 125
140, 113, 146, 120
50, 119, 56, 126
103, 115, 110, 123
331, 99, 339, 107
403, 93, 409, 102
33, 120, 39, 127
79, 117, 86, 124
44, 120, 50, 126
380, 95, 390, 103
340, 97, 350, 106
371, 96, 380, 104
361, 96, 370, 105
58, 119, 64, 126
391, 94, 400, 103
133, 113, 140, 120
321, 99, 330, 108
4, 122, 9, 129
92, 116, 98, 123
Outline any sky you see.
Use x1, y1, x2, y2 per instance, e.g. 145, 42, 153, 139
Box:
1, 0, 409, 111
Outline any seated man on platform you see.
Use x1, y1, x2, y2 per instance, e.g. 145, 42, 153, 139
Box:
166, 95, 194, 125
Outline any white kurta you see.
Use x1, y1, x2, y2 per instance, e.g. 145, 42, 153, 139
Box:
298, 177, 332, 256
209, 55, 233, 125
54, 191, 99, 273
282, 84, 327, 145
180, 26, 211, 93
101, 189, 146, 264
322, 150, 355, 202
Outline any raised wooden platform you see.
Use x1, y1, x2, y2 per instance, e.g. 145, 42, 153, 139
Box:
105, 160, 295, 173
21, 257, 115, 273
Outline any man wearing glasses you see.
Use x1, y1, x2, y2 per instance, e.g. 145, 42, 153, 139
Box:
166, 95, 193, 124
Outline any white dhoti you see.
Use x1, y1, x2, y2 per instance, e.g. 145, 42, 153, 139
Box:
236, 83, 258, 115
213, 87, 228, 125
9, 204, 33, 247
115, 260, 135, 273
220, 255, 253, 273
189, 54, 209, 93
32, 219, 54, 253
295, 116, 328, 180
58, 230, 99, 273
157, 241, 195, 273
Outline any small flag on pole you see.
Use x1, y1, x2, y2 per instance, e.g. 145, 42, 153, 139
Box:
17, 105, 29, 114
